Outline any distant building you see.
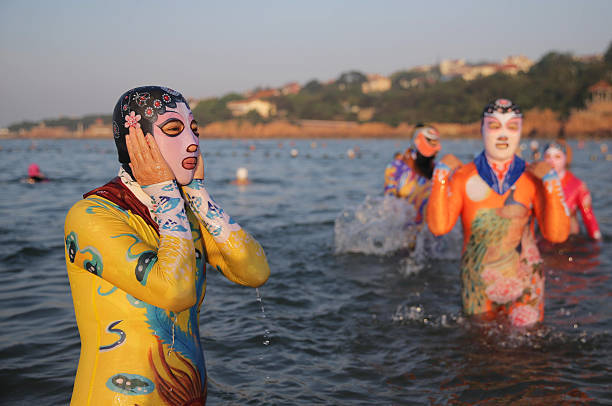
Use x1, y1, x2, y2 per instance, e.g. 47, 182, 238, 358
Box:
439, 59, 466, 76
280, 82, 301, 95
588, 80, 612, 105
501, 55, 533, 72
84, 118, 111, 137
461, 64, 499, 81
410, 64, 433, 73
226, 98, 277, 118
244, 88, 279, 99
439, 55, 533, 81
361, 74, 391, 94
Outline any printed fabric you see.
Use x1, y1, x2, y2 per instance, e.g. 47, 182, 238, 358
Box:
64, 172, 270, 405
426, 153, 570, 327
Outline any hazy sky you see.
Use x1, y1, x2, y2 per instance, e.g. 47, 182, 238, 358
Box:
1, 0, 610, 128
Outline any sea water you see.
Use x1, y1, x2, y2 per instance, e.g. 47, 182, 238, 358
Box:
0, 138, 610, 404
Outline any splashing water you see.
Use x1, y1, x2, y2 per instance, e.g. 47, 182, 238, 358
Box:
256, 288, 271, 347
334, 195, 462, 274
334, 195, 419, 255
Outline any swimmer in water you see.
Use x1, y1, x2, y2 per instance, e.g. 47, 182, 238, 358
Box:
64, 86, 270, 405
543, 141, 602, 240
383, 124, 442, 224
427, 98, 570, 327
27, 163, 48, 183
231, 167, 251, 185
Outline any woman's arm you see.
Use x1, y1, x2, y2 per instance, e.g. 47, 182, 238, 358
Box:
426, 155, 463, 236
576, 181, 602, 240
181, 156, 270, 287
383, 164, 399, 196
530, 163, 570, 243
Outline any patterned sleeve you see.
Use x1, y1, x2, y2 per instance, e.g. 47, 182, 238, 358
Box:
426, 162, 464, 236
576, 180, 601, 240
533, 170, 570, 243
64, 181, 197, 312
383, 164, 399, 196
181, 179, 270, 287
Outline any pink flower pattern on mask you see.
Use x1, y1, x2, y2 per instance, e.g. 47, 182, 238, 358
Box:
485, 277, 524, 304
509, 304, 539, 327
124, 111, 141, 129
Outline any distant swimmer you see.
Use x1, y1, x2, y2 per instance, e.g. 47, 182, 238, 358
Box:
26, 163, 48, 183
232, 167, 251, 185
427, 98, 570, 327
544, 141, 601, 240
383, 124, 442, 224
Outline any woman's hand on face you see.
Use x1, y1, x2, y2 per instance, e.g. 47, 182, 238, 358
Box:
193, 152, 204, 180
126, 126, 174, 186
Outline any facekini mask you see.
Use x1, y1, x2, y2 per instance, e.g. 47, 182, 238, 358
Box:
112, 86, 200, 185
481, 98, 523, 163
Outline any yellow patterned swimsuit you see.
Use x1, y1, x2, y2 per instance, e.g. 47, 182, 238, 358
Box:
64, 171, 269, 405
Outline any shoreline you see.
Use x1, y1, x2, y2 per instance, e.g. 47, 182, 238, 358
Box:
3, 104, 611, 140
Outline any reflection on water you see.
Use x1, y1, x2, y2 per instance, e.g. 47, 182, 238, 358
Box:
0, 138, 610, 404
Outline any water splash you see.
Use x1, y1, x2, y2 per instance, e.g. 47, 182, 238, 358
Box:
256, 288, 271, 346
255, 288, 272, 382
334, 195, 420, 255
334, 195, 462, 274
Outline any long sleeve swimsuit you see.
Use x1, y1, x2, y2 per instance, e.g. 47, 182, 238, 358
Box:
560, 171, 601, 240
426, 152, 569, 327
64, 169, 270, 405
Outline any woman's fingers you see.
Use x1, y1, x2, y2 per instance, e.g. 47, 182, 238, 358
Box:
134, 126, 153, 162
146, 133, 165, 163
126, 126, 143, 166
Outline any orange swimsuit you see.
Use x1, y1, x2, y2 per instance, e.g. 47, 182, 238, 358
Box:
427, 152, 569, 326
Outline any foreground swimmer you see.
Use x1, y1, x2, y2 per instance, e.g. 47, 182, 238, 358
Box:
427, 99, 569, 327
383, 124, 441, 223
543, 141, 601, 240
64, 86, 270, 405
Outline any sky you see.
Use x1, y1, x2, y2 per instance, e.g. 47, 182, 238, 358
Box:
0, 0, 611, 128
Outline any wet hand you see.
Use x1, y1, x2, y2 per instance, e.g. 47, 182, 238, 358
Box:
527, 161, 553, 180
126, 126, 174, 186
440, 154, 462, 171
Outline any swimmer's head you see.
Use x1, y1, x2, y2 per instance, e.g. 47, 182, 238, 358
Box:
411, 124, 441, 158
112, 86, 200, 185
544, 140, 572, 175
481, 98, 523, 163
236, 167, 249, 181
28, 163, 41, 178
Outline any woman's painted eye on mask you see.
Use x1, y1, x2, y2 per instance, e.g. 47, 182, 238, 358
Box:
191, 120, 199, 136
487, 121, 501, 130
158, 119, 185, 137
506, 121, 520, 131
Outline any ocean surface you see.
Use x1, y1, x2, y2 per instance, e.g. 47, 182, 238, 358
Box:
0, 137, 611, 405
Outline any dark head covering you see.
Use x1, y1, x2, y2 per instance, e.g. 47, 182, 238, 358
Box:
112, 86, 190, 165
481, 98, 522, 119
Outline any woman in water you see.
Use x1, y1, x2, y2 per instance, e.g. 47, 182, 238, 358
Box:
64, 86, 270, 405
427, 99, 569, 327
543, 141, 601, 241
383, 124, 442, 224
